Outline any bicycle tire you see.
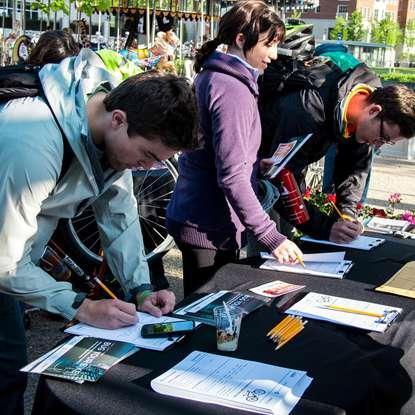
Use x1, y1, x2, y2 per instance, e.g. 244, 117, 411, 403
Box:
63, 159, 178, 265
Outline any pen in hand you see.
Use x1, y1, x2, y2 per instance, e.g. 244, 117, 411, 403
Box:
296, 254, 305, 268
329, 200, 354, 222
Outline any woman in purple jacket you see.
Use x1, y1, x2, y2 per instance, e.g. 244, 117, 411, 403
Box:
167, 0, 304, 295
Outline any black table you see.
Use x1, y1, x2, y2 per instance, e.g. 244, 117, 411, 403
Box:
33, 235, 415, 415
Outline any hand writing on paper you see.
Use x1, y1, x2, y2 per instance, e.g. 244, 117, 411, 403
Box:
272, 239, 304, 265
330, 219, 363, 244
76, 298, 138, 329
138, 290, 176, 318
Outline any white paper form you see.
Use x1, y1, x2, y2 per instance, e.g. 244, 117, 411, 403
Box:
260, 252, 346, 262
286, 292, 402, 332
65, 313, 188, 351
151, 350, 312, 415
300, 235, 385, 250
260, 252, 352, 279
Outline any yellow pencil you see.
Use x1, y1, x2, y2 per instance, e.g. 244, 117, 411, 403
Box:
267, 315, 298, 337
267, 316, 295, 337
296, 254, 306, 268
275, 325, 305, 350
323, 304, 384, 318
329, 200, 353, 222
271, 320, 301, 341
93, 276, 118, 300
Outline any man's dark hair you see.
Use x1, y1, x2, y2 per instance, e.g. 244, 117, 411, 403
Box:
28, 30, 79, 66
369, 85, 415, 138
103, 74, 198, 151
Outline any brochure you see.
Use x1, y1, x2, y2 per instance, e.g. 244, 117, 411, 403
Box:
285, 292, 402, 333
250, 280, 306, 298
365, 216, 411, 234
376, 261, 415, 299
151, 350, 312, 415
265, 133, 313, 179
21, 336, 138, 383
259, 252, 353, 279
172, 291, 269, 326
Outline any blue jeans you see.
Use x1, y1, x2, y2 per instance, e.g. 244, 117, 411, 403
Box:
0, 293, 27, 415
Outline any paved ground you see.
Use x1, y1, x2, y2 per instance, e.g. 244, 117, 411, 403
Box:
367, 156, 415, 211
23, 156, 415, 414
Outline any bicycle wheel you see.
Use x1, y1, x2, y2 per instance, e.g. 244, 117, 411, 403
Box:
63, 159, 178, 265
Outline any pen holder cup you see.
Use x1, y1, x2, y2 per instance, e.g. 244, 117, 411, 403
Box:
213, 306, 243, 352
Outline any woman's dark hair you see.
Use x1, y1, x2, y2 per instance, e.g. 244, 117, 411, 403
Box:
28, 30, 79, 66
103, 73, 199, 151
194, 0, 285, 73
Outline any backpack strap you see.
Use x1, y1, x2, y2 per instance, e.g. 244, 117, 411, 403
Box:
0, 64, 73, 182
39, 89, 74, 182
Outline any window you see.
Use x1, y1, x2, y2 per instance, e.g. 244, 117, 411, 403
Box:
338, 5, 348, 13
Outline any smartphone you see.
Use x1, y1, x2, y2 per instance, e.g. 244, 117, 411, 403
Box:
141, 320, 196, 338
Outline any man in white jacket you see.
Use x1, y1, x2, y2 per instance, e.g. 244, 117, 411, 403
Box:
0, 49, 198, 414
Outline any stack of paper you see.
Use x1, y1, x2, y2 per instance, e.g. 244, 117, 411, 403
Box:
285, 292, 401, 332
65, 312, 191, 351
260, 252, 353, 279
250, 280, 305, 298
300, 235, 385, 250
151, 350, 312, 415
21, 336, 138, 383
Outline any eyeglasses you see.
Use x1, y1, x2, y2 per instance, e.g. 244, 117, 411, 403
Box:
378, 113, 395, 146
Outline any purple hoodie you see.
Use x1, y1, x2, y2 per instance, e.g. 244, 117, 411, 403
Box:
167, 51, 286, 251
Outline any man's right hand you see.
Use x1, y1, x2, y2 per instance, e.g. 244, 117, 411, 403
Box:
75, 298, 138, 329
329, 219, 363, 243
272, 239, 304, 264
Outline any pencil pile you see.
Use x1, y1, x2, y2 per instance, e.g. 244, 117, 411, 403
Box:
267, 315, 307, 350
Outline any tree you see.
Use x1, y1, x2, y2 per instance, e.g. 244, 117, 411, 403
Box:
330, 16, 348, 41
347, 10, 366, 41
371, 16, 402, 47
404, 19, 415, 49
31, 0, 112, 17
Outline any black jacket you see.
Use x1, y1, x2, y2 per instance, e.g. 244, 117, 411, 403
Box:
259, 62, 382, 239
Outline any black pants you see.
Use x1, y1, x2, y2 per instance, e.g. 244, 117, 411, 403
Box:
0, 293, 27, 415
175, 241, 238, 296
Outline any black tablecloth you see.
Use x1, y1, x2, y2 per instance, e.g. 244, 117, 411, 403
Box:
33, 234, 415, 415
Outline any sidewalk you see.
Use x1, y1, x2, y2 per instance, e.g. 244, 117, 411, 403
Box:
367, 157, 415, 212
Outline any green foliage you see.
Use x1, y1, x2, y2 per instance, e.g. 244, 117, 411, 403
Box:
348, 11, 366, 41
404, 19, 415, 48
32, 0, 69, 15
290, 10, 302, 20
371, 67, 415, 83
371, 16, 402, 47
379, 72, 415, 83
329, 11, 366, 42
32, 0, 112, 16
330, 16, 348, 41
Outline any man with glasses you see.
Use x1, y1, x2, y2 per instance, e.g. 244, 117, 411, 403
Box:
260, 58, 415, 244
